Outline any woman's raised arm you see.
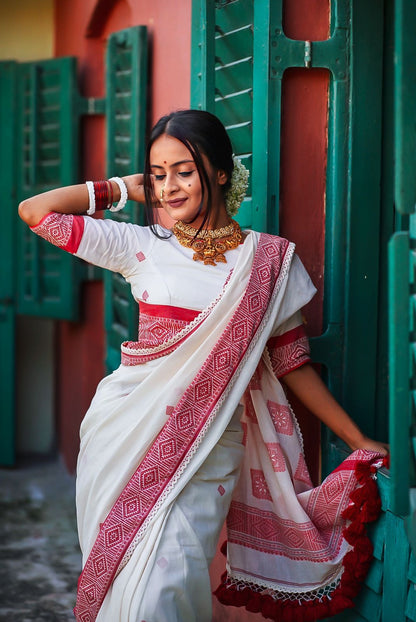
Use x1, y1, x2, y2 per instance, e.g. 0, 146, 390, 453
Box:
18, 174, 146, 227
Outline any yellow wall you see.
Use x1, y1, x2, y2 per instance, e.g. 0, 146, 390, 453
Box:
0, 0, 54, 61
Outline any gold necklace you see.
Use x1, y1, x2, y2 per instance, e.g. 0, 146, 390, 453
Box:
172, 219, 244, 266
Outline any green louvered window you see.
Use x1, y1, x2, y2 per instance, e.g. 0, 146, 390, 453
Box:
15, 57, 83, 320
192, 0, 254, 230
104, 26, 148, 373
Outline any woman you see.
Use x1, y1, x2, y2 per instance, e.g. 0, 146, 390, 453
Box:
19, 110, 388, 622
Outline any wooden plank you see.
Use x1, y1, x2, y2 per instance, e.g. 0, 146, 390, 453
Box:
215, 90, 253, 126
364, 558, 383, 595
405, 581, 416, 621
215, 26, 253, 67
354, 585, 382, 621
388, 232, 411, 515
215, 58, 253, 98
382, 511, 410, 622
368, 510, 386, 561
215, 0, 253, 33
408, 551, 416, 584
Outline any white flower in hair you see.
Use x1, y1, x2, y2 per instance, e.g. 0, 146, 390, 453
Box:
225, 157, 249, 216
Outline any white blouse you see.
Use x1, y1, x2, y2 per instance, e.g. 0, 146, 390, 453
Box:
75, 218, 314, 316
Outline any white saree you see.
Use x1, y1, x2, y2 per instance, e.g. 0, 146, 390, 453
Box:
30, 213, 384, 622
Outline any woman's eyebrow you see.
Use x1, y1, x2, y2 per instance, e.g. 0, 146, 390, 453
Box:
150, 159, 194, 169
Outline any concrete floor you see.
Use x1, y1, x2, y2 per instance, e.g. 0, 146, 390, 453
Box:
0, 457, 81, 621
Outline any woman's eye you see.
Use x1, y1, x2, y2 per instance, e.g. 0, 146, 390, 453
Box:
154, 175, 166, 181
179, 171, 193, 178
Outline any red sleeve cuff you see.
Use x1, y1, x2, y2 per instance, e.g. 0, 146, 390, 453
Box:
30, 212, 85, 254
267, 325, 311, 378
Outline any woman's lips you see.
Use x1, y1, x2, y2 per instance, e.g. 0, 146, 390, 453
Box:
167, 198, 187, 208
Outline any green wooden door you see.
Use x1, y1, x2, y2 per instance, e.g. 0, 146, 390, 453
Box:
0, 61, 17, 466
15, 57, 84, 320
1, 56, 87, 465
104, 26, 148, 372
191, 0, 386, 470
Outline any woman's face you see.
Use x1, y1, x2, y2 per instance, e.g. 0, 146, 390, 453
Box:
149, 133, 227, 229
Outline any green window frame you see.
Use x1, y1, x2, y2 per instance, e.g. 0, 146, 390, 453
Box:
104, 26, 148, 373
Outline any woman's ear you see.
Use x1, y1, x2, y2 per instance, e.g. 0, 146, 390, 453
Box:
217, 169, 228, 186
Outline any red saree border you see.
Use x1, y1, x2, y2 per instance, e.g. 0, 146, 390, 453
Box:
121, 275, 233, 365
215, 454, 387, 622
138, 300, 200, 322
74, 234, 292, 621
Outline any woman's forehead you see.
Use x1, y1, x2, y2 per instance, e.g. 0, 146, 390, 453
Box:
150, 134, 193, 166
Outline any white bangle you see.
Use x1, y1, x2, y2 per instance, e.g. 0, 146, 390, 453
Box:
86, 181, 96, 215
108, 177, 128, 212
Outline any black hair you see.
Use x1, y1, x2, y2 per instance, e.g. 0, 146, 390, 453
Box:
143, 109, 234, 237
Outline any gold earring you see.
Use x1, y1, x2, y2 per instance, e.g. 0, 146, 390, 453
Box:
160, 185, 165, 201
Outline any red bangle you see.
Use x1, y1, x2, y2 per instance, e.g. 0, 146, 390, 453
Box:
93, 180, 109, 211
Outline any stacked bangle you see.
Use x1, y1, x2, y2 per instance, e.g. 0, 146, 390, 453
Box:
94, 180, 109, 211
85, 177, 128, 215
86, 181, 96, 215
109, 177, 128, 212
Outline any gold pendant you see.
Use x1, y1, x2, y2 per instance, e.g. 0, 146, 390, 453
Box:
172, 220, 243, 266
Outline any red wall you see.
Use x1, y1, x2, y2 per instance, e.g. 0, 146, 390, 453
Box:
279, 0, 330, 485
54, 0, 192, 472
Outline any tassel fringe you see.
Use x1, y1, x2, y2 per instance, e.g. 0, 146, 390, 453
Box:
214, 455, 387, 622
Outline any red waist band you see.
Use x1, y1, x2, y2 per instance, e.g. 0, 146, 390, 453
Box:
138, 301, 201, 322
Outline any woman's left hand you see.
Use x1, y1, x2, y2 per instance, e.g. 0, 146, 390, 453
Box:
350, 435, 389, 456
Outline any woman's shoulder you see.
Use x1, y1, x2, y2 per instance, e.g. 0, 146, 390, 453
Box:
84, 217, 170, 241
247, 229, 294, 251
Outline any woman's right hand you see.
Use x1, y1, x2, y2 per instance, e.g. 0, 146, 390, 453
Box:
119, 174, 146, 204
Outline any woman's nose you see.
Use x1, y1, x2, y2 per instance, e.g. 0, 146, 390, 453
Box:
163, 173, 179, 196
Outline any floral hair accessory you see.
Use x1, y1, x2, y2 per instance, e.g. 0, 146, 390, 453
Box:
225, 156, 249, 216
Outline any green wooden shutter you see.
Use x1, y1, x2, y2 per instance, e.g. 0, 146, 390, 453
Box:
16, 57, 83, 320
388, 0, 416, 520
192, 0, 254, 230
104, 26, 148, 372
0, 61, 17, 465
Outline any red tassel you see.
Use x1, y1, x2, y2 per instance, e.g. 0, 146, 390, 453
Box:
355, 461, 372, 483
246, 593, 262, 613
350, 486, 367, 505
342, 504, 359, 521
214, 455, 383, 622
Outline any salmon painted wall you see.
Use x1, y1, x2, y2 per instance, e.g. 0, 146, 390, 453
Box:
54, 0, 192, 472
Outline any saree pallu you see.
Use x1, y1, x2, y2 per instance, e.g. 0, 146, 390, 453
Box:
74, 232, 383, 622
